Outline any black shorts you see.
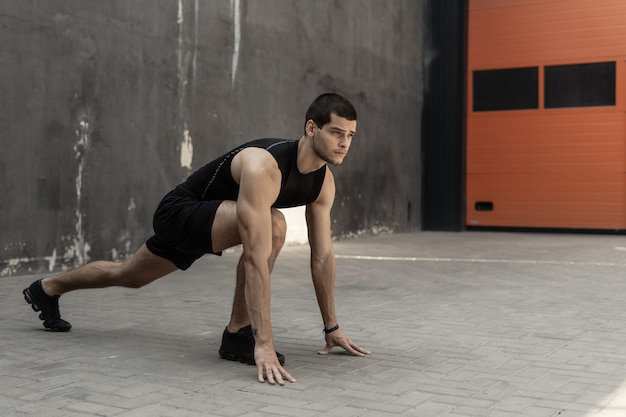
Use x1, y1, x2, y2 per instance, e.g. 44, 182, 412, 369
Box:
146, 190, 223, 270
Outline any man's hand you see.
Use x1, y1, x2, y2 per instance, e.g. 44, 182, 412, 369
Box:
255, 344, 297, 386
317, 328, 372, 356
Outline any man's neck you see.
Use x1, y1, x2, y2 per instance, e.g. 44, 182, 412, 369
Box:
297, 136, 326, 174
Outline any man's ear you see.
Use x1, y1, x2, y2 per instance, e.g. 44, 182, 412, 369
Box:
305, 119, 318, 138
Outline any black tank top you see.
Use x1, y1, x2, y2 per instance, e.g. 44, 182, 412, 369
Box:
174, 138, 326, 208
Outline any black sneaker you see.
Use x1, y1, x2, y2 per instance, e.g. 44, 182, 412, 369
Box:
23, 280, 71, 332
218, 325, 285, 365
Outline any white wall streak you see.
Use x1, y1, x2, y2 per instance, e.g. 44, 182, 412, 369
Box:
177, 0, 195, 171
68, 119, 92, 266
110, 198, 137, 261
180, 123, 193, 169
193, 0, 198, 79
0, 244, 56, 276
45, 248, 57, 272
1, 258, 26, 276
0, 250, 59, 276
177, 0, 186, 112
230, 0, 241, 88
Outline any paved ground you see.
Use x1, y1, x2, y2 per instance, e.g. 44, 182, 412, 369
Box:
2, 231, 626, 417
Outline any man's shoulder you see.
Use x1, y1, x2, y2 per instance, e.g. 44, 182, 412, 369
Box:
231, 139, 291, 167
232, 146, 281, 178
236, 138, 298, 172
235, 146, 277, 164
240, 138, 296, 150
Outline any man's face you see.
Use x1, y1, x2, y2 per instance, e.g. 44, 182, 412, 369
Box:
310, 113, 357, 165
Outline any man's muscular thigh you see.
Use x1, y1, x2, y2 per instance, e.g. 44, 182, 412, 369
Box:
211, 201, 242, 252
211, 201, 287, 253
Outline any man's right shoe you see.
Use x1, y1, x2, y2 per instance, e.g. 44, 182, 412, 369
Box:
219, 325, 285, 366
23, 280, 71, 332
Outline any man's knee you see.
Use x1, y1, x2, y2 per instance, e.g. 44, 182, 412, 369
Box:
116, 245, 177, 289
106, 262, 145, 289
271, 209, 287, 246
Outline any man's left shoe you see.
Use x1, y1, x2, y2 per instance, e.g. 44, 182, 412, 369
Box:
219, 325, 285, 365
23, 279, 72, 332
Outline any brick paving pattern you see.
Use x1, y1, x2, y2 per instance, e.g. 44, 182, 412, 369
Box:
2, 231, 626, 416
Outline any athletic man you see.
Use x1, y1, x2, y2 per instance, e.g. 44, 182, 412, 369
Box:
23, 93, 371, 385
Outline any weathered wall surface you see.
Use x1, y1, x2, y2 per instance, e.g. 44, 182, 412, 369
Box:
0, 0, 423, 276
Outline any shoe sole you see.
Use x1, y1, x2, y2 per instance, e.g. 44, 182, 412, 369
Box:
218, 348, 285, 366
219, 348, 255, 365
23, 288, 41, 313
23, 288, 71, 332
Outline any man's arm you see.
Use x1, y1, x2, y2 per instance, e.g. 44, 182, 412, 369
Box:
306, 167, 371, 356
232, 148, 296, 385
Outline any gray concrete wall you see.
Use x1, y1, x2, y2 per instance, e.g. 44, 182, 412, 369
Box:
0, 0, 423, 276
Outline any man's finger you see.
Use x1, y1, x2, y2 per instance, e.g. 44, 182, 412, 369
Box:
281, 368, 297, 383
341, 342, 365, 357
258, 363, 296, 385
350, 342, 372, 356
273, 368, 285, 386
317, 343, 332, 355
266, 367, 277, 385
257, 365, 266, 383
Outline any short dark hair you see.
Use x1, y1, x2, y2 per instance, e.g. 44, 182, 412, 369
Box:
304, 93, 357, 132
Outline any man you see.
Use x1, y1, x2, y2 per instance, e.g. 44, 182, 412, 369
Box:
23, 93, 370, 386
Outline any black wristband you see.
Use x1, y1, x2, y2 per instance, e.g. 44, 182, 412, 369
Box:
323, 324, 339, 334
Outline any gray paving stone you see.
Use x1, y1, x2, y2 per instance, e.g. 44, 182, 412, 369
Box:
64, 400, 125, 416
4, 231, 626, 416
404, 400, 456, 416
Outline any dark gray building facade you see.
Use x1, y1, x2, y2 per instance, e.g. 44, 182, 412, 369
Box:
1, 1, 451, 276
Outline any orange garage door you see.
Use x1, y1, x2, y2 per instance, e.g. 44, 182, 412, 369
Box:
466, 0, 626, 229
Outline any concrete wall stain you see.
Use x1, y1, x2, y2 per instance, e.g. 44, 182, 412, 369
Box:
230, 0, 241, 88
69, 119, 91, 267
0, 1, 424, 276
